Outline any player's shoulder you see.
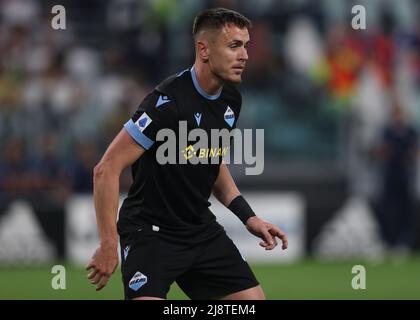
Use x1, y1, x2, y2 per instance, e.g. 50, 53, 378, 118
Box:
155, 68, 191, 98
139, 69, 191, 110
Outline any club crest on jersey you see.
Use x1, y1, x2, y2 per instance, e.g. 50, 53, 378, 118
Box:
224, 106, 235, 127
129, 271, 148, 291
135, 113, 152, 132
194, 113, 202, 126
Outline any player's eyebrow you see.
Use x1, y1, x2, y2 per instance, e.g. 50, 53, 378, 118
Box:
229, 39, 251, 46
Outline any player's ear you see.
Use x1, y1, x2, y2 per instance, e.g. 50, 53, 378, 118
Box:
197, 39, 210, 63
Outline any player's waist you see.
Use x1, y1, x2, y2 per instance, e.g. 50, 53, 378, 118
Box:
118, 214, 223, 244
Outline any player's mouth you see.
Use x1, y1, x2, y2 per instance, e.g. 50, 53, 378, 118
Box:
232, 66, 245, 74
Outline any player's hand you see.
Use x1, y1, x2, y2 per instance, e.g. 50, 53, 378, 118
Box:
245, 216, 288, 251
86, 242, 119, 291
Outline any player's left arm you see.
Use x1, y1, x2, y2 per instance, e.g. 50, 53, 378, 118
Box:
212, 162, 288, 251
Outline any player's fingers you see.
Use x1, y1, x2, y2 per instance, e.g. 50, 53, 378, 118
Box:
265, 238, 278, 250
86, 261, 94, 271
111, 262, 118, 274
259, 241, 269, 247
267, 224, 284, 237
90, 272, 102, 285
261, 229, 275, 248
87, 269, 99, 280
268, 225, 288, 250
276, 231, 288, 250
96, 274, 110, 291
281, 236, 288, 250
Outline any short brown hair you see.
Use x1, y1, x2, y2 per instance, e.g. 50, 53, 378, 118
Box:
192, 8, 251, 38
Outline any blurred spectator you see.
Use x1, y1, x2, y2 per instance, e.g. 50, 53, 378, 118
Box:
370, 29, 395, 89
0, 137, 33, 198
375, 102, 418, 256
244, 20, 277, 87
0, 0, 40, 28
70, 141, 100, 194
29, 133, 73, 203
324, 25, 365, 111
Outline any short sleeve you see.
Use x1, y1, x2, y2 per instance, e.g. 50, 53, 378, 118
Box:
124, 91, 178, 150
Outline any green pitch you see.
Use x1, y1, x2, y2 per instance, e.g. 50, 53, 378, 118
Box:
0, 257, 419, 300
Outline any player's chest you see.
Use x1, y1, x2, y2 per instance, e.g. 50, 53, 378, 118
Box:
177, 101, 237, 133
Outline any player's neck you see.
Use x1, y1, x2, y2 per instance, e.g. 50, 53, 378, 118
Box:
192, 63, 223, 96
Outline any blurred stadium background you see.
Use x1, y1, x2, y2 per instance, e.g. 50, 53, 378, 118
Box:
0, 0, 419, 299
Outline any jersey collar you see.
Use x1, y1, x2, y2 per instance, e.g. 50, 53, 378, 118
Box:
190, 66, 222, 100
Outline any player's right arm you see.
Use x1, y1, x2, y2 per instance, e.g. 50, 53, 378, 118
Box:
87, 129, 145, 291
86, 91, 177, 291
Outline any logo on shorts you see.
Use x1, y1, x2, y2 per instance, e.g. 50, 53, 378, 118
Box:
129, 271, 148, 291
123, 245, 130, 261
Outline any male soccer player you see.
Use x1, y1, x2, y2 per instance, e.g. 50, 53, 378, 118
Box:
87, 8, 288, 300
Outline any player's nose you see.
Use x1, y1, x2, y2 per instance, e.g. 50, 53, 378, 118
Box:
239, 47, 248, 62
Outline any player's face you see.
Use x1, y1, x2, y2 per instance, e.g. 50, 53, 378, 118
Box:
209, 24, 250, 84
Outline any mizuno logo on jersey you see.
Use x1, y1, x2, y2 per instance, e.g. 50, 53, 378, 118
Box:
129, 271, 148, 291
156, 95, 171, 108
224, 106, 235, 127
135, 113, 152, 132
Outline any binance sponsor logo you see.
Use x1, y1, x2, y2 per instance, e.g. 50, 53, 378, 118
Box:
182, 145, 196, 160
182, 145, 229, 160
198, 147, 229, 158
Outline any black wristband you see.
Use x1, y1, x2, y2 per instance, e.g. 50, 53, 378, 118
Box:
228, 195, 256, 225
